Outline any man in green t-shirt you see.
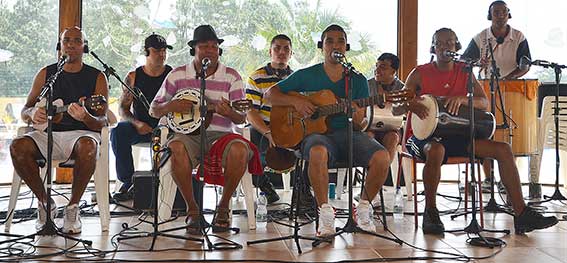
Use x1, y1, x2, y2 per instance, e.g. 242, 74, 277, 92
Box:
265, 24, 390, 237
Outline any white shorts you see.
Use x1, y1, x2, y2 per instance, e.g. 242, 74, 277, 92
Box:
24, 130, 101, 162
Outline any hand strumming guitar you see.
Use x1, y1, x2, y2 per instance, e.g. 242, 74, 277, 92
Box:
68, 97, 90, 122
214, 97, 233, 117
291, 96, 315, 118
167, 98, 195, 114
31, 107, 47, 124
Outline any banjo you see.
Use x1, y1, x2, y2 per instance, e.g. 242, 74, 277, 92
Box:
166, 89, 252, 135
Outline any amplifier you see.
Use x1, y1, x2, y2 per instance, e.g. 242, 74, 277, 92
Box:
133, 171, 187, 211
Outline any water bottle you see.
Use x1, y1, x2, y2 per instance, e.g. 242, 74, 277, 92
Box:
256, 192, 268, 223
393, 187, 404, 220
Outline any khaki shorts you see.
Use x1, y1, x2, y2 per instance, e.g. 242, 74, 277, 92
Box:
24, 130, 101, 162
168, 131, 252, 168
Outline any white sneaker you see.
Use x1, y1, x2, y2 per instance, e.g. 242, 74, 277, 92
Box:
356, 200, 376, 233
62, 204, 82, 234
36, 200, 57, 231
317, 203, 336, 237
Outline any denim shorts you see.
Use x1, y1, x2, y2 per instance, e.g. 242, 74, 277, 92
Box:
300, 129, 385, 168
406, 135, 470, 164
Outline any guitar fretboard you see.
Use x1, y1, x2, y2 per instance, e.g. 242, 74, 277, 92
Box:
314, 94, 385, 117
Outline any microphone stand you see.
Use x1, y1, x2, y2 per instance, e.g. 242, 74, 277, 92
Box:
484, 42, 514, 216
528, 61, 567, 205
90, 51, 151, 110
164, 61, 242, 250
90, 51, 151, 212
312, 58, 402, 247
1, 59, 93, 247
445, 59, 509, 248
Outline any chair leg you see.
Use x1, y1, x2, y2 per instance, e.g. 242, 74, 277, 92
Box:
402, 157, 413, 200
477, 161, 484, 228
464, 163, 469, 220
157, 161, 177, 230
282, 172, 291, 192
336, 168, 346, 200
412, 158, 418, 229
379, 187, 388, 230
94, 161, 110, 232
240, 170, 257, 230
4, 171, 23, 233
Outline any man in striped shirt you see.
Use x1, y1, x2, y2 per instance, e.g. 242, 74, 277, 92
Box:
150, 25, 251, 233
245, 34, 293, 204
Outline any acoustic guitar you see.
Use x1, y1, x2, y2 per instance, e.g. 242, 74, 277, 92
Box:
270, 89, 414, 148
166, 89, 252, 135
32, 95, 107, 131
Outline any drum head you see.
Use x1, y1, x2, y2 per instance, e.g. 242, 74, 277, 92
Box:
265, 147, 296, 173
411, 95, 438, 140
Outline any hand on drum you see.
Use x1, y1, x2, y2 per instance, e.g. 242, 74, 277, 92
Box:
408, 98, 429, 120
444, 96, 467, 116
168, 98, 194, 114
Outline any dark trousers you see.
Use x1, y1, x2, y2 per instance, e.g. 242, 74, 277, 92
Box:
249, 128, 276, 187
110, 121, 152, 189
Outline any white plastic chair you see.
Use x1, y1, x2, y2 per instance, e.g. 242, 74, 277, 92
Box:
156, 127, 257, 230
529, 96, 567, 190
5, 120, 113, 232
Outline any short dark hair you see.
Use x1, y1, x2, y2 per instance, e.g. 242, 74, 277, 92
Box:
320, 24, 348, 42
377, 53, 400, 70
270, 34, 292, 48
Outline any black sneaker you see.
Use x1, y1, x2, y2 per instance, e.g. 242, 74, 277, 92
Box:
514, 206, 558, 234
259, 181, 280, 204
113, 184, 134, 202
422, 207, 445, 235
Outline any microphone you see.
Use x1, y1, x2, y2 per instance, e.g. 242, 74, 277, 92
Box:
202, 57, 211, 70
531, 59, 552, 67
443, 50, 459, 58
519, 56, 531, 71
519, 56, 551, 68
331, 50, 345, 61
57, 54, 68, 68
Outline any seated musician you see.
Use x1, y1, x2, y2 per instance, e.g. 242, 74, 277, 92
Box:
10, 27, 109, 234
367, 52, 405, 164
111, 33, 173, 201
149, 25, 260, 234
245, 34, 294, 204
404, 27, 557, 235
265, 24, 391, 236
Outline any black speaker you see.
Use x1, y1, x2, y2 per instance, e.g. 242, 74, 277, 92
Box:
133, 171, 187, 212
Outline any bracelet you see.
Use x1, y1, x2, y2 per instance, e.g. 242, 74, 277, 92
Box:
263, 130, 271, 136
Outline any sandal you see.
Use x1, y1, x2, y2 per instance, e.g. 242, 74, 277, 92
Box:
211, 206, 231, 233
185, 211, 205, 235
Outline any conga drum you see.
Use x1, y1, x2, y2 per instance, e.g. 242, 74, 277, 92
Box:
411, 95, 495, 140
480, 79, 539, 156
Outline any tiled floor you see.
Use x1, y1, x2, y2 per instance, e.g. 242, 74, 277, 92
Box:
0, 183, 566, 262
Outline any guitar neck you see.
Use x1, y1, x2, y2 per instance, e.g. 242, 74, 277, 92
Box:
315, 94, 385, 116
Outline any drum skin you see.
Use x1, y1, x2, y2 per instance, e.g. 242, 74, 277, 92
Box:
481, 79, 539, 156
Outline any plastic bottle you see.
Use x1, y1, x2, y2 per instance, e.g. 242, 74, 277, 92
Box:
256, 192, 268, 223
393, 187, 404, 220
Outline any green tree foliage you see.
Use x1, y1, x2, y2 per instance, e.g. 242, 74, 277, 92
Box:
1, 0, 380, 98
0, 0, 58, 96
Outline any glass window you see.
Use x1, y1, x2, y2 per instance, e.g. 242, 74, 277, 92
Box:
83, 0, 398, 180
0, 0, 59, 183
418, 0, 567, 184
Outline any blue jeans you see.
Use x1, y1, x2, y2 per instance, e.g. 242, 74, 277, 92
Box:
301, 129, 385, 168
110, 121, 152, 189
